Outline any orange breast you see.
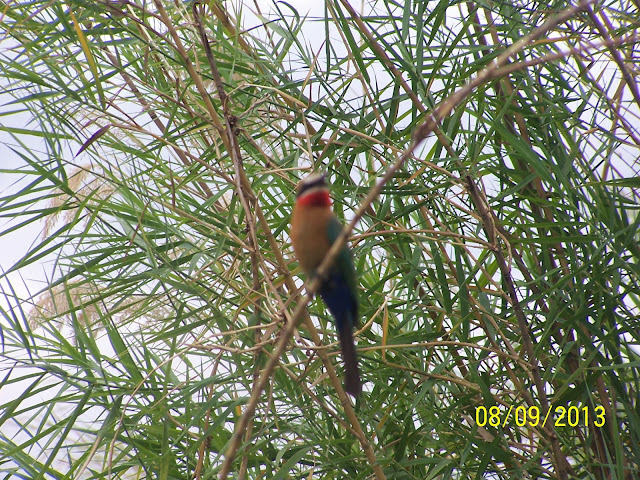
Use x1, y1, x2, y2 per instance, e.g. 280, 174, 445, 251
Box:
291, 204, 332, 274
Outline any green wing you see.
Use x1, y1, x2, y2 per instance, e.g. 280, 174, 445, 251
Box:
326, 215, 358, 302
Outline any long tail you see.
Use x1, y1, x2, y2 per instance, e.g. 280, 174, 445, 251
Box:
337, 323, 362, 396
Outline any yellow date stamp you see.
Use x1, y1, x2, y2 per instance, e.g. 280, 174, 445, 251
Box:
475, 405, 606, 428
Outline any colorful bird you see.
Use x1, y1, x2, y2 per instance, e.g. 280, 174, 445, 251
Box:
291, 173, 362, 396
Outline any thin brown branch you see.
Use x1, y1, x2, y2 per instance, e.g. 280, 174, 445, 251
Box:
587, 5, 640, 108
195, 3, 382, 478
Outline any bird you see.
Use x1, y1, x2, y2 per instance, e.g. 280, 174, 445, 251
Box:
290, 172, 362, 396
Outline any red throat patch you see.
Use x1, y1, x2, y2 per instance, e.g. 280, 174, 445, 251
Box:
298, 190, 332, 207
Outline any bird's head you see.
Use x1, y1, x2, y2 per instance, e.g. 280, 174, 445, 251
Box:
295, 173, 331, 207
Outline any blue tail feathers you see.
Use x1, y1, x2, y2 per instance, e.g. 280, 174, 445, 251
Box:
319, 268, 362, 396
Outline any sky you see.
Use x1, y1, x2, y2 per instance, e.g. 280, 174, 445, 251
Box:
0, 101, 49, 309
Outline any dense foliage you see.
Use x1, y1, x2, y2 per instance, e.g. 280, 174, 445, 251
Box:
1, 0, 639, 478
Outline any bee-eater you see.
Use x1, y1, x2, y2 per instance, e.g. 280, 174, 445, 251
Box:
291, 173, 362, 396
